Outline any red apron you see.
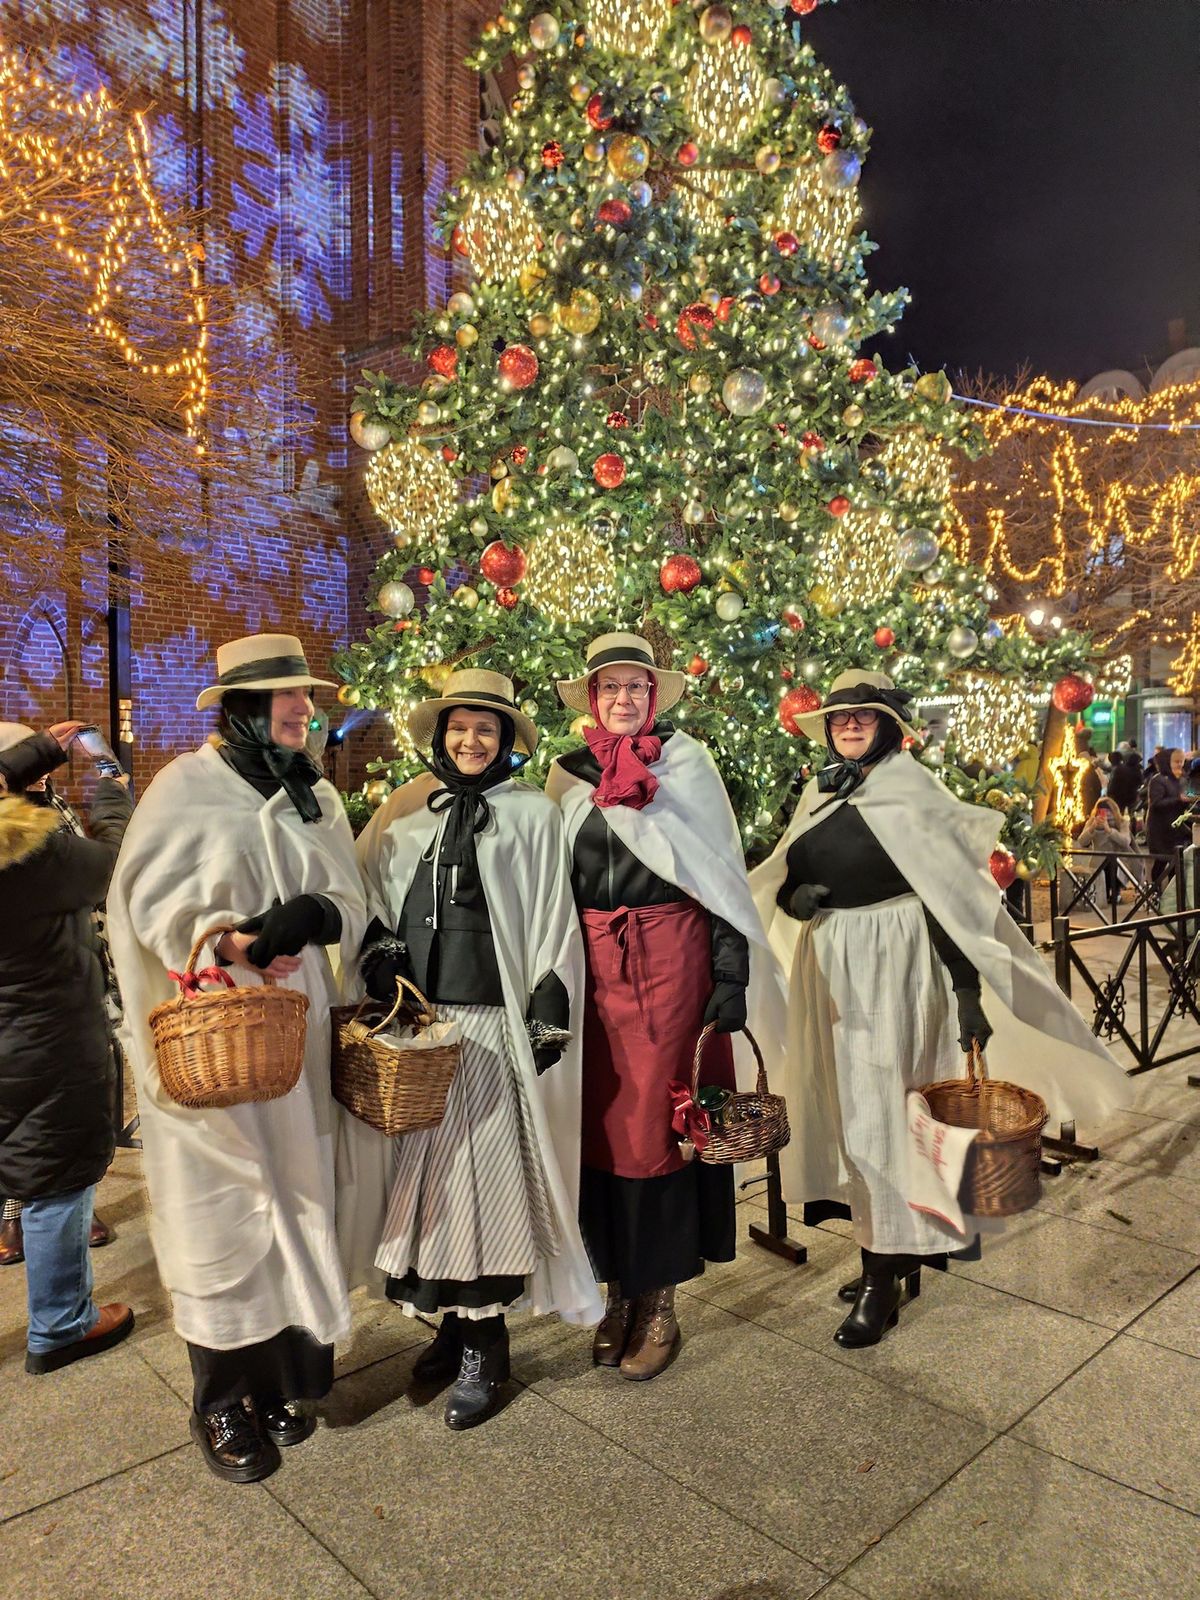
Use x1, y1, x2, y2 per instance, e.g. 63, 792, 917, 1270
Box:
580, 899, 735, 1179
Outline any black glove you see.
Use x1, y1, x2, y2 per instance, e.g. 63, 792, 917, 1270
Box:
786, 882, 830, 922
532, 1046, 561, 1076
955, 987, 993, 1052
703, 979, 747, 1035
242, 895, 333, 968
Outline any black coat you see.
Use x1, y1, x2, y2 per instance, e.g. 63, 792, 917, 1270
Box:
1145, 771, 1188, 858
0, 782, 132, 1199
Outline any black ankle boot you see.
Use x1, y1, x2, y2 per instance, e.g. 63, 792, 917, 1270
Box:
444, 1318, 510, 1431
837, 1265, 922, 1305
834, 1253, 903, 1348
257, 1394, 316, 1448
189, 1402, 278, 1483
412, 1312, 464, 1388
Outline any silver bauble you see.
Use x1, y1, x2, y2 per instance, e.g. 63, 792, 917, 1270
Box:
546, 445, 580, 474
896, 529, 941, 572
378, 580, 415, 618
715, 590, 746, 621
946, 625, 979, 660
982, 618, 1004, 649
811, 304, 851, 345
820, 149, 862, 192
699, 4, 733, 44
528, 12, 561, 49
763, 76, 788, 105
349, 411, 391, 452
722, 367, 769, 416
447, 291, 475, 318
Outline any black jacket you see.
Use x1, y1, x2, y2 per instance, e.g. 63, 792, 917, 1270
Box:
0, 731, 66, 793
0, 781, 132, 1199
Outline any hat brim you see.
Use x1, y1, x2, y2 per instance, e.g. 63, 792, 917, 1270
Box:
408, 694, 539, 757
196, 674, 339, 712
556, 662, 687, 716
795, 701, 917, 745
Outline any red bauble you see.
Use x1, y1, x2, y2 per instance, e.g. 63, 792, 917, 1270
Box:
677, 140, 699, 167
541, 140, 564, 168
660, 553, 703, 593
791, 0, 819, 13
495, 587, 520, 611
759, 271, 781, 295
441, 446, 458, 463
498, 344, 539, 389
676, 301, 716, 348
451, 225, 468, 258
593, 452, 626, 489
731, 23, 752, 46
873, 626, 896, 648
392, 619, 411, 631
586, 93, 614, 131
417, 567, 437, 585
510, 444, 529, 465
781, 606, 805, 632
715, 295, 735, 323
989, 849, 1018, 890
849, 357, 878, 382
827, 495, 851, 517
688, 655, 708, 676
643, 312, 660, 330
480, 540, 527, 586
774, 231, 800, 256
427, 344, 458, 379
606, 410, 630, 429
816, 124, 841, 154
807, 333, 825, 351
781, 666, 794, 680
801, 430, 824, 452
1051, 673, 1095, 713
779, 685, 822, 736
597, 198, 632, 227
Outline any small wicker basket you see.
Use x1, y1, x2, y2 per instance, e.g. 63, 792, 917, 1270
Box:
331, 976, 461, 1137
919, 1044, 1047, 1217
150, 925, 308, 1109
690, 1023, 790, 1166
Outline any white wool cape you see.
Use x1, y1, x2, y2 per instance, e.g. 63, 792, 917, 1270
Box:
545, 730, 789, 1093
106, 742, 367, 1349
339, 773, 603, 1327
749, 750, 1131, 1208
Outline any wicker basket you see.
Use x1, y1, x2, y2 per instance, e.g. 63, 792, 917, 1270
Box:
150, 925, 309, 1109
331, 976, 461, 1137
919, 1044, 1047, 1217
689, 1023, 790, 1166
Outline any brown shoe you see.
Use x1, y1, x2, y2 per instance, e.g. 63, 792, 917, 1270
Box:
88, 1215, 112, 1248
25, 1303, 135, 1375
592, 1281, 636, 1367
0, 1215, 23, 1266
619, 1287, 681, 1381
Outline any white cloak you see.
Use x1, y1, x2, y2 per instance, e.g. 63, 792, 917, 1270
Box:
107, 742, 367, 1349
748, 750, 1132, 1207
341, 773, 603, 1327
545, 730, 788, 1092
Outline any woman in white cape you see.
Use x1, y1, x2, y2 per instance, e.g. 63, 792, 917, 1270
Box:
350, 670, 600, 1431
107, 634, 366, 1484
750, 669, 1130, 1349
547, 633, 785, 1381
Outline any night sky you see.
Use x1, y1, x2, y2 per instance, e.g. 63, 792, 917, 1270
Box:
799, 0, 1200, 384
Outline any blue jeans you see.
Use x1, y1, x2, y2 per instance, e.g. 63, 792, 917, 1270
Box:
22, 1185, 99, 1353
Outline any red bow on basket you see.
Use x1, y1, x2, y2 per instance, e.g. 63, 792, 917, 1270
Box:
168, 967, 236, 998
668, 1080, 711, 1158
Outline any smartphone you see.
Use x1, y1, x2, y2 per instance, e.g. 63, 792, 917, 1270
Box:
75, 725, 124, 777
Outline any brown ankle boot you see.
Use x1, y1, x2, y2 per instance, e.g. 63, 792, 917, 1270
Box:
0, 1214, 23, 1266
619, 1287, 681, 1381
592, 1282, 635, 1367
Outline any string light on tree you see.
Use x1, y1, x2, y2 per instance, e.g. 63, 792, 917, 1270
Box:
1048, 720, 1091, 832
947, 673, 1042, 769
365, 441, 458, 548
521, 520, 619, 625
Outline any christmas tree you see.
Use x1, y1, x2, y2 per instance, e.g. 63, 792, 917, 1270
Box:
340, 0, 1088, 848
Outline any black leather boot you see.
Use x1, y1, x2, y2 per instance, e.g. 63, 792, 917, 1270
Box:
257, 1394, 316, 1448
838, 1265, 922, 1304
412, 1312, 464, 1388
834, 1252, 903, 1348
189, 1403, 278, 1483
444, 1317, 510, 1431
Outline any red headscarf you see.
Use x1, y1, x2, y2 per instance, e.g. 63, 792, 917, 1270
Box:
583, 675, 661, 810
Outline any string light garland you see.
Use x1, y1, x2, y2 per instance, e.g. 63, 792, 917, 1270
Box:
946, 672, 1042, 769
365, 441, 459, 548
767, 158, 860, 266
521, 520, 619, 625
684, 40, 767, 152
456, 183, 542, 282
1048, 719, 1090, 831
587, 0, 674, 58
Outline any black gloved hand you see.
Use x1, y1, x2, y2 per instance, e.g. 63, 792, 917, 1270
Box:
787, 882, 830, 922
532, 1046, 561, 1076
703, 979, 747, 1035
955, 987, 993, 1052
242, 895, 329, 968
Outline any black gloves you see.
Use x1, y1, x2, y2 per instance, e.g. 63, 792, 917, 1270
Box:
955, 987, 992, 1052
532, 1044, 561, 1076
527, 972, 571, 1075
786, 883, 830, 921
359, 919, 413, 1002
703, 979, 747, 1035
242, 894, 340, 968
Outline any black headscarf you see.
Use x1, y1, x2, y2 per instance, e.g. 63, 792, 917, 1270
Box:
216, 689, 323, 823
816, 681, 912, 802
420, 705, 518, 898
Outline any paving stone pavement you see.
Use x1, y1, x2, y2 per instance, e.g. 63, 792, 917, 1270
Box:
1, 943, 1198, 1598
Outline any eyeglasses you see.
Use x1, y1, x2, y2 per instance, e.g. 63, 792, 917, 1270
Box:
828, 708, 880, 729
595, 680, 652, 700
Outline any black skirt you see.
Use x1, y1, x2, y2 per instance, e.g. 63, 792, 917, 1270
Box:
384, 1269, 525, 1315
187, 1326, 334, 1415
579, 1161, 736, 1298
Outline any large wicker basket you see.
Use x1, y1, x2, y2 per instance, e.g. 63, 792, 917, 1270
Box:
919, 1045, 1047, 1217
150, 925, 308, 1109
688, 1023, 790, 1166
331, 976, 461, 1137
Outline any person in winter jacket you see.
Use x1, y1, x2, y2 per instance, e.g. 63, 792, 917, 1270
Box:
1145, 748, 1189, 884
0, 722, 134, 1373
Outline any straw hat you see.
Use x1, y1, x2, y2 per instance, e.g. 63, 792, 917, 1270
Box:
555, 632, 686, 715
0, 723, 36, 754
792, 668, 918, 744
196, 634, 337, 712
407, 668, 539, 755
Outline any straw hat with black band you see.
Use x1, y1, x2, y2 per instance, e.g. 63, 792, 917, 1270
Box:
196, 634, 337, 712
408, 669, 539, 756
555, 632, 686, 715
790, 669, 918, 745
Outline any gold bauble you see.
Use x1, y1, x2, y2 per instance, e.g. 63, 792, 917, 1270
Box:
842, 403, 865, 427
583, 138, 607, 163
529, 312, 554, 337
519, 260, 547, 297
416, 400, 440, 426
755, 146, 781, 176
554, 288, 602, 335
808, 583, 842, 619
454, 585, 480, 610
457, 185, 541, 282
570, 713, 597, 737
778, 501, 800, 523
491, 477, 517, 514
420, 662, 455, 691
606, 132, 650, 182
1015, 860, 1033, 880
365, 779, 391, 808
337, 684, 361, 707
726, 559, 751, 589
569, 80, 591, 106
688, 372, 713, 395
456, 323, 479, 348
365, 441, 458, 547
914, 370, 953, 405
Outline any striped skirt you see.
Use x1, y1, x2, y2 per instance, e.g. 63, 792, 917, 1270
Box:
374, 1004, 559, 1301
